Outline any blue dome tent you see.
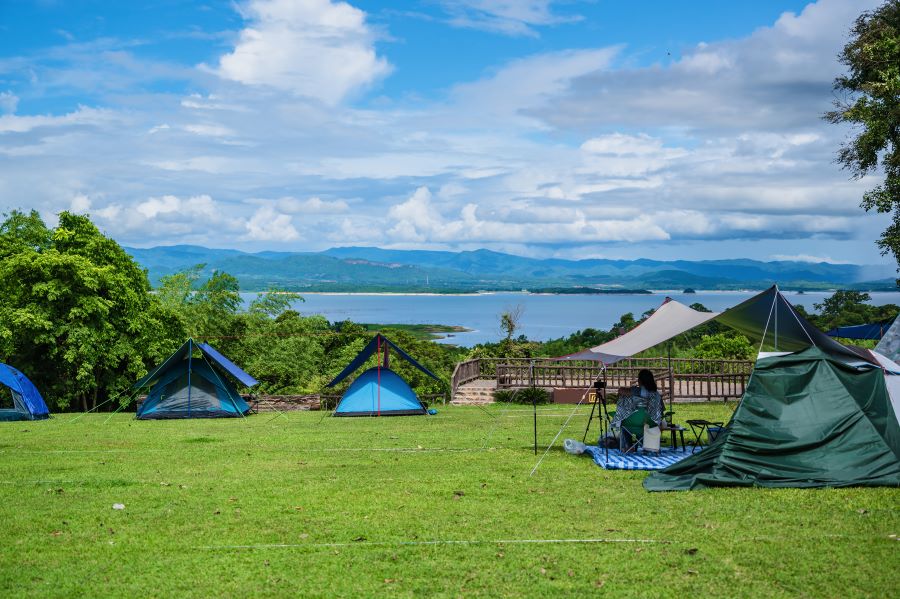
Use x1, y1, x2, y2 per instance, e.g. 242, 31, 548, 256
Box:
327, 334, 440, 417
0, 364, 50, 421
134, 339, 257, 419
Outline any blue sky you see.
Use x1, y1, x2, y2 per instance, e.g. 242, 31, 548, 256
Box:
0, 0, 892, 270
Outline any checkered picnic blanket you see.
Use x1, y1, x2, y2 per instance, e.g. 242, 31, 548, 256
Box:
583, 445, 692, 471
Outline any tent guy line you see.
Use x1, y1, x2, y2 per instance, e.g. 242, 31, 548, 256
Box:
529, 379, 599, 476
195, 537, 673, 551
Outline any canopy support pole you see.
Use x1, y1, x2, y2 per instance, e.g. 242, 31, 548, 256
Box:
667, 343, 675, 413
377, 335, 381, 417
187, 339, 193, 418
531, 360, 537, 455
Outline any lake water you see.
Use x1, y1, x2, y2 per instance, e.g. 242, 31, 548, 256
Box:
242, 291, 900, 346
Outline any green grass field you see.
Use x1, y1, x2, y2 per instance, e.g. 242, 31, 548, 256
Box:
1, 403, 897, 597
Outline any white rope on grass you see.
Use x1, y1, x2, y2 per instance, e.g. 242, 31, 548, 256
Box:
500, 411, 593, 418
196, 537, 671, 551
0, 446, 491, 455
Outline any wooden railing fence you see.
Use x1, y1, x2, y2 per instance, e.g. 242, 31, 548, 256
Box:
455, 357, 752, 402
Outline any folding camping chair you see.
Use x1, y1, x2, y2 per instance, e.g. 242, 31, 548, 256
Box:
619, 408, 652, 453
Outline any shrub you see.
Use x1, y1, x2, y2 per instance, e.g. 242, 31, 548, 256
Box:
493, 387, 551, 404
694, 333, 754, 361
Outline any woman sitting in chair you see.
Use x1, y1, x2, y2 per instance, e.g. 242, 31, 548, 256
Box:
610, 370, 664, 448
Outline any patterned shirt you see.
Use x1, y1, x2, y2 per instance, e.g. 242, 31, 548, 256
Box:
610, 386, 663, 429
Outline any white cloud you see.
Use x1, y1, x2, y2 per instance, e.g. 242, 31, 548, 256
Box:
0, 106, 118, 133
544, 0, 883, 133
245, 205, 299, 241
275, 196, 350, 213
769, 254, 851, 265
451, 48, 619, 127
135, 194, 218, 220
184, 123, 235, 137
214, 0, 391, 105
69, 193, 91, 213
439, 1, 581, 36
581, 134, 668, 156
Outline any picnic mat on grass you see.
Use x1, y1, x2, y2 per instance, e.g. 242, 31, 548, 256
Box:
583, 446, 693, 471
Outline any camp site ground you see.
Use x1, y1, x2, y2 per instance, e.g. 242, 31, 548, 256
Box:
1, 403, 897, 597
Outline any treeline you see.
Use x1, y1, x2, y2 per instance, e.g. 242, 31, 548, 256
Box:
0, 211, 464, 412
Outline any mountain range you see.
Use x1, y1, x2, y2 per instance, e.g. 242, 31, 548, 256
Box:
124, 245, 898, 293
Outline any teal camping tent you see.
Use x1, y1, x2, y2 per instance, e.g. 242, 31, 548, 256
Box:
134, 339, 256, 419
644, 287, 900, 490
326, 334, 439, 416
0, 364, 50, 421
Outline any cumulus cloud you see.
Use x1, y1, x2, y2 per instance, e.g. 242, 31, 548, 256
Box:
69, 193, 91, 213
245, 205, 300, 241
214, 0, 392, 105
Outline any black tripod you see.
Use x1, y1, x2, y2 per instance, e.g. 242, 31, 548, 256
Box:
581, 379, 608, 445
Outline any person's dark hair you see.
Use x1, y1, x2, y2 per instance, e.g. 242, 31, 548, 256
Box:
637, 369, 657, 393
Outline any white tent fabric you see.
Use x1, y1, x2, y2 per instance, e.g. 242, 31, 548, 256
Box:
555, 298, 719, 364
869, 350, 900, 427
875, 317, 900, 363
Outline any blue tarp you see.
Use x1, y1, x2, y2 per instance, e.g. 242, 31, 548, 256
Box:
198, 343, 259, 387
826, 321, 893, 341
327, 334, 440, 387
0, 363, 50, 420
582, 446, 692, 470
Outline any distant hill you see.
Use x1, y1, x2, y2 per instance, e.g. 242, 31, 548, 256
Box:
124, 244, 898, 292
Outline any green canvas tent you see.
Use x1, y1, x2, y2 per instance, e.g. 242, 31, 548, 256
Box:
644, 287, 900, 491
644, 347, 900, 490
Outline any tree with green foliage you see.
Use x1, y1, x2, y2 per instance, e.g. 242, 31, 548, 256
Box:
693, 334, 754, 362
826, 0, 900, 275
809, 289, 898, 332
249, 288, 304, 318
0, 211, 184, 410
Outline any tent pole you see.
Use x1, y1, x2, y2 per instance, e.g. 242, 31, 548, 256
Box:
531, 360, 537, 455
187, 339, 193, 417
774, 290, 779, 352
377, 336, 382, 417
667, 343, 675, 415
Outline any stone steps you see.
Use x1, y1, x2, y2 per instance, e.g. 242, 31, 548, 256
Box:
451, 379, 497, 405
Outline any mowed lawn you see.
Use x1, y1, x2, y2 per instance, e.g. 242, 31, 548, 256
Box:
0, 403, 897, 598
